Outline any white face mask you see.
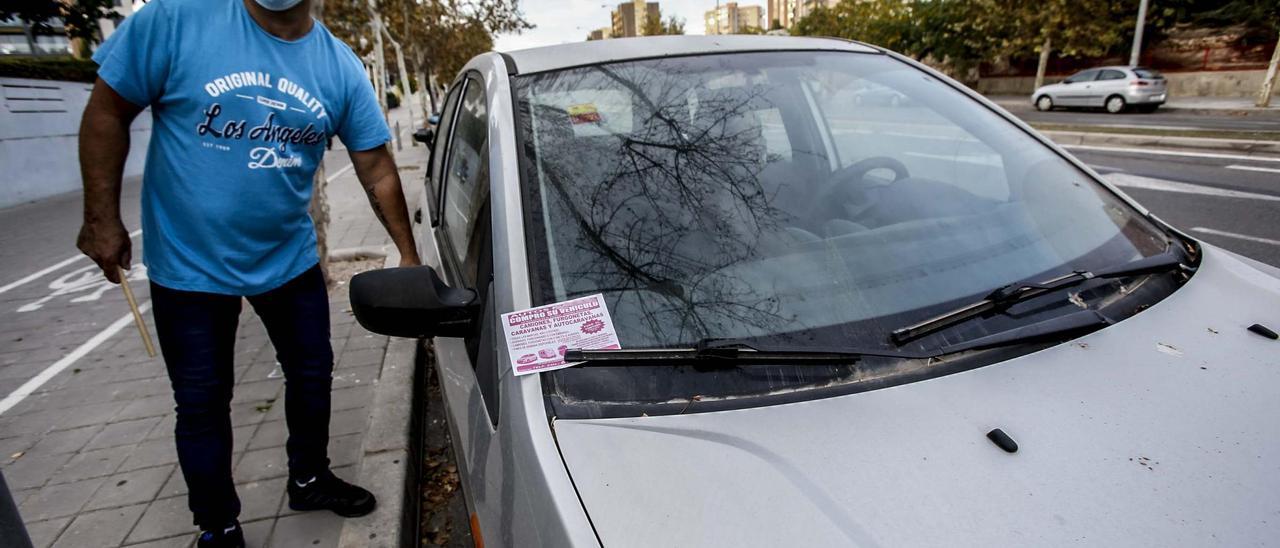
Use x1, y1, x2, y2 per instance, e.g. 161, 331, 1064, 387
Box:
253, 0, 304, 11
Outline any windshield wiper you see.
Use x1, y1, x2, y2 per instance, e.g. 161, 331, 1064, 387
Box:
890, 250, 1187, 346
565, 338, 914, 367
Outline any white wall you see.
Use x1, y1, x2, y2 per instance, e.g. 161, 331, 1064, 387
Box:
0, 77, 151, 209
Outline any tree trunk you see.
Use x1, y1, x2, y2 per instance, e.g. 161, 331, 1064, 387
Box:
1258, 31, 1280, 108
309, 0, 330, 283
382, 27, 416, 141
1034, 36, 1052, 91
21, 21, 37, 55
366, 0, 389, 121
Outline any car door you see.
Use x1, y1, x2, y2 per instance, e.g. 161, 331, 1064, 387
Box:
423, 72, 508, 540
1093, 69, 1128, 107
1057, 69, 1099, 106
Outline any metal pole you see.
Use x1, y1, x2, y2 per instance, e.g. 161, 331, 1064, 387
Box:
1129, 0, 1149, 67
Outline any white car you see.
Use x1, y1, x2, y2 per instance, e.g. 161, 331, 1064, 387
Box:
352, 36, 1280, 547
1032, 65, 1169, 113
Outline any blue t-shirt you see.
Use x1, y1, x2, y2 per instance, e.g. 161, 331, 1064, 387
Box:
93, 0, 389, 295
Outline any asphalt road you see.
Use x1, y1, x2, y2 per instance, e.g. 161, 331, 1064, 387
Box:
999, 100, 1280, 134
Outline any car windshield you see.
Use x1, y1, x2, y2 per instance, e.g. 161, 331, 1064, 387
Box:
513, 51, 1176, 415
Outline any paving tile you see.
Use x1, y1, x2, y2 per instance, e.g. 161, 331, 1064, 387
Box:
248, 420, 287, 451
84, 416, 163, 451
119, 439, 179, 472
158, 467, 187, 499
23, 425, 101, 457
328, 433, 363, 468
0, 410, 62, 436
329, 408, 368, 437
23, 517, 70, 548
231, 380, 283, 405
240, 518, 275, 547
236, 477, 287, 522
126, 496, 197, 544
18, 477, 107, 521
109, 361, 166, 384
329, 385, 373, 412
83, 464, 174, 511
230, 401, 272, 428
121, 534, 194, 548
52, 445, 131, 484
115, 395, 175, 421
4, 451, 72, 490
338, 348, 384, 369
51, 503, 146, 548
331, 365, 379, 390
53, 401, 127, 431
269, 510, 344, 548
232, 448, 287, 483
145, 415, 177, 441
108, 377, 171, 401
0, 433, 38, 461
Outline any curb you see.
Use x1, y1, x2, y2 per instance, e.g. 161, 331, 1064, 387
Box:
1040, 130, 1280, 156
338, 247, 417, 548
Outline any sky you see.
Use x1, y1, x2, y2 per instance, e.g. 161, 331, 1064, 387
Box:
493, 0, 721, 52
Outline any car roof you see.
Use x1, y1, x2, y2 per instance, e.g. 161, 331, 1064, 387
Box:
502, 35, 881, 75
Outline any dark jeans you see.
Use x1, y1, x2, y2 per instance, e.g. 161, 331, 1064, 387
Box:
151, 265, 333, 530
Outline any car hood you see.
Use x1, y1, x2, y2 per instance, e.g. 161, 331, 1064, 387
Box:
553, 246, 1280, 547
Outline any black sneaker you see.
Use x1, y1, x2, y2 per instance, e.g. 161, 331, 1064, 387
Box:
196, 522, 245, 548
287, 470, 377, 517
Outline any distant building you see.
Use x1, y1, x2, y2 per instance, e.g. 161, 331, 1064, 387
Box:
611, 1, 661, 39
793, 0, 838, 22
766, 0, 796, 30
705, 3, 764, 35
588, 27, 612, 41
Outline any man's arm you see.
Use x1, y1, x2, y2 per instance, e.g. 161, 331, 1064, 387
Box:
348, 146, 421, 266
77, 78, 144, 284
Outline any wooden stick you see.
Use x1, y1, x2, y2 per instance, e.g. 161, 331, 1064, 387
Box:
117, 266, 157, 358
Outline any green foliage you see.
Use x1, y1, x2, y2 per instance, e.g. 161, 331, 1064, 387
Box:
794, 0, 1278, 71
1, 0, 121, 57
0, 56, 98, 82
323, 0, 531, 85
642, 12, 684, 36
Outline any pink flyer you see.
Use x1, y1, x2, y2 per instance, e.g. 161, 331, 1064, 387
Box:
501, 294, 620, 376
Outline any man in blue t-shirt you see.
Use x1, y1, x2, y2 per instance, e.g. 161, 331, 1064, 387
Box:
77, 1, 421, 545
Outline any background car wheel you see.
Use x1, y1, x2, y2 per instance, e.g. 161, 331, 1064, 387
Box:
1105, 95, 1127, 114
1035, 95, 1054, 111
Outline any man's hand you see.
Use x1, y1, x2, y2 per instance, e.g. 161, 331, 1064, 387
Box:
349, 145, 420, 266
77, 220, 132, 284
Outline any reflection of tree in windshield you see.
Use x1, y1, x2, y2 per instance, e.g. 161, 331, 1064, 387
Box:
521, 61, 796, 344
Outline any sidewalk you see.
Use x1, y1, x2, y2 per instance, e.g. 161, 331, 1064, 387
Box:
0, 105, 427, 548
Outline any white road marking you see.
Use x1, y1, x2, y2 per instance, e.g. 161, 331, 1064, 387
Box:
1086, 164, 1127, 173
1064, 144, 1280, 163
0, 229, 142, 296
1190, 227, 1280, 247
1101, 173, 1280, 202
325, 161, 355, 182
1225, 164, 1280, 174
0, 301, 152, 416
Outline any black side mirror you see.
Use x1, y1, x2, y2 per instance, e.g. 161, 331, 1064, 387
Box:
413, 127, 435, 146
349, 266, 478, 338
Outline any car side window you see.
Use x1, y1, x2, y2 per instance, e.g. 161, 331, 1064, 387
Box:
440, 76, 490, 287
428, 83, 466, 225
1098, 70, 1126, 81
1064, 70, 1098, 84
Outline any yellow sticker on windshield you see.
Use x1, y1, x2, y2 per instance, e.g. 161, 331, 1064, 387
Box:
568, 103, 603, 125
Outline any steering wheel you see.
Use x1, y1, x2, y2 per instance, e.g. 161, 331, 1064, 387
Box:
808, 156, 910, 226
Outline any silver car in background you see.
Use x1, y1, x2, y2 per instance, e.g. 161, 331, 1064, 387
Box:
1033, 66, 1168, 113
